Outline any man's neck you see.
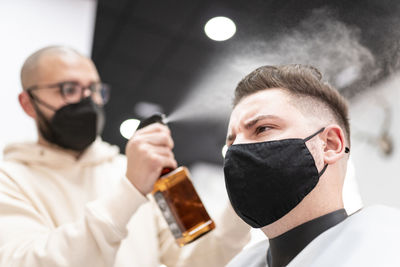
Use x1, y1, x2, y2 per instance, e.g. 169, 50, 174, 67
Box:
266, 209, 348, 267
261, 182, 344, 238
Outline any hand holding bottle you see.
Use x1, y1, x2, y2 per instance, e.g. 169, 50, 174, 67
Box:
125, 123, 177, 195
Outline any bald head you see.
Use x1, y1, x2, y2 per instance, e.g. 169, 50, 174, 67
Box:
18, 45, 100, 119
20, 46, 87, 90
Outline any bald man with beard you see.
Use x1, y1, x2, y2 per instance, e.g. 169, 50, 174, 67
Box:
0, 46, 249, 267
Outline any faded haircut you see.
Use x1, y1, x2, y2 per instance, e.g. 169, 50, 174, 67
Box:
234, 64, 350, 145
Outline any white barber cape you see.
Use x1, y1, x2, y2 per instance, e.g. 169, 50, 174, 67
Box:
228, 205, 400, 267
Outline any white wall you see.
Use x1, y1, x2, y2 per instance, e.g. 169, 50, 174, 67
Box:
0, 0, 97, 157
349, 74, 400, 207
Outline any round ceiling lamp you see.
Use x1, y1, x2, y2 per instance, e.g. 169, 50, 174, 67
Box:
204, 16, 236, 41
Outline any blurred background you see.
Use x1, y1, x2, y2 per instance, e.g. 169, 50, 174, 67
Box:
1, 0, 399, 244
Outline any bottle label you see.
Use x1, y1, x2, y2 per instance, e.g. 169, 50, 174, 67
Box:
154, 191, 183, 239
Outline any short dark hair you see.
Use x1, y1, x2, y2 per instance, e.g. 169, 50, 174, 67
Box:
234, 64, 350, 144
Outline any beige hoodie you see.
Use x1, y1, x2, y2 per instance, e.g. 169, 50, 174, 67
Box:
0, 139, 249, 267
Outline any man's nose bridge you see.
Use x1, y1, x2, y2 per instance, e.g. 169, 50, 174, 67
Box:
83, 87, 92, 97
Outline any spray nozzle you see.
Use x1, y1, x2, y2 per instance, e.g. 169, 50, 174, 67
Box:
137, 113, 167, 130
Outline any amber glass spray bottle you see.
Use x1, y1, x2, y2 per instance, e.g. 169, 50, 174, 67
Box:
137, 113, 215, 247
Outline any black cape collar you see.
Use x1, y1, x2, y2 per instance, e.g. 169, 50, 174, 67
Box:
267, 209, 348, 267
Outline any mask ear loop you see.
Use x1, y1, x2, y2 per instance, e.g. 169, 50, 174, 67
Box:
303, 127, 350, 177
26, 91, 58, 143
318, 164, 328, 177
302, 128, 328, 177
27, 90, 58, 111
303, 127, 325, 142
304, 127, 351, 153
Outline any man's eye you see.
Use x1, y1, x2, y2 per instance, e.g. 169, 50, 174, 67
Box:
62, 85, 79, 96
255, 126, 269, 134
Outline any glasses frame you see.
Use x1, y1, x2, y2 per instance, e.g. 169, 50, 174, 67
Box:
26, 81, 111, 109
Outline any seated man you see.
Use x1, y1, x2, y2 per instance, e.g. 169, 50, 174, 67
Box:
224, 64, 400, 266
0, 46, 249, 267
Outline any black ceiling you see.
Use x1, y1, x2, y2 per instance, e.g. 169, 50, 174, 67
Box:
92, 0, 400, 166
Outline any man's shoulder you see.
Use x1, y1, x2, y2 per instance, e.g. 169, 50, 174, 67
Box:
289, 205, 400, 266
345, 205, 400, 230
325, 205, 400, 244
226, 240, 268, 267
357, 204, 400, 218
0, 160, 28, 177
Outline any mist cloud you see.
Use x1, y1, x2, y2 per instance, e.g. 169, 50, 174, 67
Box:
169, 8, 383, 123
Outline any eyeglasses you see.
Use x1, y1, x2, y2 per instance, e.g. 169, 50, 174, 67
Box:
26, 81, 111, 106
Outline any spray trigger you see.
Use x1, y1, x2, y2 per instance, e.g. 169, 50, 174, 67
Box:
137, 113, 167, 130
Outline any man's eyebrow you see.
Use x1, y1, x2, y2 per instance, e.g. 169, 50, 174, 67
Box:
226, 115, 282, 144
244, 114, 281, 130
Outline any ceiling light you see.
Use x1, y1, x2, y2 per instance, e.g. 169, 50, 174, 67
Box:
204, 16, 236, 41
120, 119, 140, 140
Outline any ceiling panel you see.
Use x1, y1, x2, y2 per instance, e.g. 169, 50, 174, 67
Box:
92, 0, 400, 166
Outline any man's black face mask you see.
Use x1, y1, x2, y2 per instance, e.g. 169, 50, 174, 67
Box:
224, 128, 349, 228
35, 97, 105, 151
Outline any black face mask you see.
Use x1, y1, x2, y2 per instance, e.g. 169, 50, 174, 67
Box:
224, 128, 349, 228
35, 97, 105, 151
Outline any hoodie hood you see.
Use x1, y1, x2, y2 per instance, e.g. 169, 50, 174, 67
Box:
3, 138, 120, 168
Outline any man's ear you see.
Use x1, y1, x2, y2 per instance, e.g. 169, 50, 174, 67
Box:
18, 91, 36, 119
321, 125, 347, 165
